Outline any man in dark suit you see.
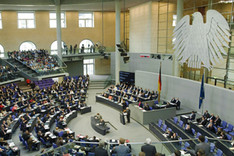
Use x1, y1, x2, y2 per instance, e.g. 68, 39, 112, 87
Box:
214, 115, 221, 127
189, 111, 196, 121
175, 98, 181, 110
141, 138, 157, 156
94, 141, 108, 156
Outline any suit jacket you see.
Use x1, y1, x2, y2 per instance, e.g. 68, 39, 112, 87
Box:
94, 146, 108, 156
214, 118, 221, 127
195, 142, 211, 156
113, 144, 131, 156
189, 114, 196, 120
141, 144, 157, 156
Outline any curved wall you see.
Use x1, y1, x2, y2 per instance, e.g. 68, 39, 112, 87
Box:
135, 70, 234, 125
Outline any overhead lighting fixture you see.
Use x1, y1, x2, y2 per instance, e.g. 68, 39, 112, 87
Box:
219, 0, 234, 3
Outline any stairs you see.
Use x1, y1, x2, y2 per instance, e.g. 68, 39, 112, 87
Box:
89, 80, 107, 89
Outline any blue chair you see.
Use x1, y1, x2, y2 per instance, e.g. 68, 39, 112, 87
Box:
223, 124, 233, 133
218, 121, 227, 129
215, 149, 223, 156
52, 143, 58, 149
12, 115, 16, 120
214, 126, 218, 133
149, 106, 152, 110
229, 131, 234, 136
191, 128, 196, 136
196, 132, 201, 138
178, 137, 182, 145
168, 128, 172, 132
205, 137, 208, 143
210, 143, 215, 153
162, 124, 167, 132
88, 152, 95, 156
58, 131, 64, 137
181, 142, 190, 150
179, 120, 183, 128
157, 119, 163, 127
226, 134, 232, 140
173, 117, 178, 124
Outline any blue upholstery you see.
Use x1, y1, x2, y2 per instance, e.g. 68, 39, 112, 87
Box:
191, 128, 196, 135
157, 119, 163, 127
215, 149, 223, 156
223, 124, 233, 133
179, 120, 183, 128
181, 142, 190, 150
162, 124, 167, 132
173, 117, 178, 124
210, 143, 215, 153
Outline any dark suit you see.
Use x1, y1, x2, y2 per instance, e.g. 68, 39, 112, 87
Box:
175, 100, 180, 110
214, 118, 221, 127
141, 144, 157, 156
94, 146, 108, 156
189, 113, 196, 121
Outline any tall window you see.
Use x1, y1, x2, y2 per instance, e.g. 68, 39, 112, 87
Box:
83, 59, 94, 75
79, 12, 94, 28
0, 44, 4, 58
172, 15, 177, 26
0, 12, 2, 29
18, 12, 35, 29
79, 39, 94, 53
51, 41, 65, 55
49, 12, 66, 28
19, 41, 36, 51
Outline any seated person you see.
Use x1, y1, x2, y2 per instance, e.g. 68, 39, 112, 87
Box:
216, 127, 223, 136
220, 131, 228, 140
214, 115, 221, 127
95, 113, 102, 121
170, 133, 178, 140
171, 97, 176, 103
206, 119, 215, 133
138, 101, 143, 108
143, 103, 150, 111
185, 124, 193, 135
189, 111, 196, 121
99, 119, 106, 126
199, 116, 207, 126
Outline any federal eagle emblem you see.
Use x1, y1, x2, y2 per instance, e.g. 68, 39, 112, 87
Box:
173, 10, 231, 70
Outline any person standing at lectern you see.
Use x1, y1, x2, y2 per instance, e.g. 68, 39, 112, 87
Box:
126, 107, 131, 123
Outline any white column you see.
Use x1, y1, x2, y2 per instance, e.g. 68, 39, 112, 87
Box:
174, 0, 184, 77
115, 0, 121, 84
55, 0, 62, 59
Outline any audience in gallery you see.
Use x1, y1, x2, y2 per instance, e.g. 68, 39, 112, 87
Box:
0, 65, 18, 82
8, 49, 60, 74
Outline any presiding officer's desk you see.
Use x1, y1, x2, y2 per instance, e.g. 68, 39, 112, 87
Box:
130, 103, 176, 125
91, 116, 109, 135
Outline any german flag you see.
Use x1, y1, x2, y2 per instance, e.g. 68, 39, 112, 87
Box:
158, 63, 162, 93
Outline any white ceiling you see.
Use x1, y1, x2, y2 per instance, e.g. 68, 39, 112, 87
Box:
0, 0, 153, 11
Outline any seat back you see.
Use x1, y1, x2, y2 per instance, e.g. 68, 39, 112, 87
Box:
40, 137, 46, 145
58, 131, 64, 137
191, 128, 196, 135
216, 149, 223, 156
52, 143, 58, 148
162, 124, 167, 132
196, 132, 201, 138
179, 120, 183, 128
228, 124, 233, 131
222, 121, 227, 128
226, 134, 232, 140
173, 117, 178, 124
88, 152, 95, 156
19, 134, 24, 142
210, 143, 215, 153
158, 119, 163, 127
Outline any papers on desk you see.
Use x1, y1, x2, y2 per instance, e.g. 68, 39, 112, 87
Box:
181, 115, 189, 119
142, 110, 146, 112
45, 132, 50, 136
9, 142, 15, 147
198, 125, 203, 127
7, 129, 12, 133
229, 147, 234, 151
163, 134, 168, 138
180, 150, 191, 156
